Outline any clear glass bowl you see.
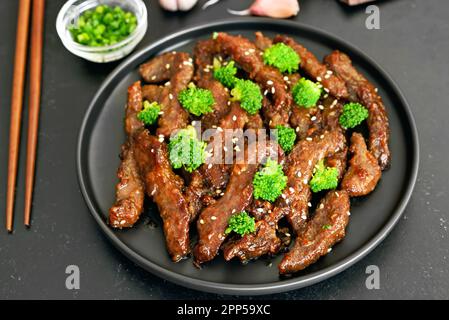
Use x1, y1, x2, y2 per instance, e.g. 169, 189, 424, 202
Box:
56, 0, 148, 63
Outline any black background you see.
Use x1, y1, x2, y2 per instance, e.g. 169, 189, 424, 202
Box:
0, 0, 448, 299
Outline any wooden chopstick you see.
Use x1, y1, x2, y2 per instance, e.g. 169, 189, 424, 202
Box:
6, 0, 32, 232
24, 0, 46, 227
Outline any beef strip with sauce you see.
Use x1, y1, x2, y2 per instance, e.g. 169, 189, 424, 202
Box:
223, 130, 346, 262
139, 52, 194, 137
324, 50, 390, 169
279, 190, 350, 274
133, 130, 191, 262
341, 132, 381, 197
109, 81, 145, 228
194, 140, 283, 264
215, 32, 292, 127
273, 35, 349, 100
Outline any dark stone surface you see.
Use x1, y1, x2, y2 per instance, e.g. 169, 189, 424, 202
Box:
0, 0, 447, 299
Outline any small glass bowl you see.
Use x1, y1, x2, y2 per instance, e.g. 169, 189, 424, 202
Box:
56, 0, 148, 63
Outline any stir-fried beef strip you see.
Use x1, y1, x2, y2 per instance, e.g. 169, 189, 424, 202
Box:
341, 132, 381, 197
192, 40, 231, 129
284, 129, 346, 234
109, 142, 145, 228
186, 103, 250, 221
133, 130, 191, 262
109, 82, 146, 228
194, 140, 283, 264
273, 35, 349, 100
223, 211, 282, 262
142, 84, 164, 103
324, 50, 390, 169
254, 31, 273, 51
289, 106, 322, 140
279, 190, 350, 274
215, 32, 292, 127
139, 52, 194, 137
223, 130, 346, 262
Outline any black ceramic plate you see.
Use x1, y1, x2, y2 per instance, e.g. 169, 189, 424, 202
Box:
77, 19, 419, 295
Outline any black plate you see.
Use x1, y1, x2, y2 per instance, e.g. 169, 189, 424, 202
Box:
77, 19, 419, 295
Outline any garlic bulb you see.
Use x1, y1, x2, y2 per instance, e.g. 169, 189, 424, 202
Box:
159, 0, 198, 12
228, 0, 300, 19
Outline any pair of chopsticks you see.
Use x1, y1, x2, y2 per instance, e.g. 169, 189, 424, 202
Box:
6, 0, 46, 232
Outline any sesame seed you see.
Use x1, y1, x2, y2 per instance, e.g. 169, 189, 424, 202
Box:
165, 81, 171, 86
208, 163, 212, 169
348, 211, 351, 216
283, 76, 289, 81
326, 70, 333, 75
216, 189, 221, 194
324, 74, 331, 79
151, 189, 156, 196
234, 145, 240, 152
165, 64, 170, 69
318, 104, 324, 110
169, 93, 174, 100
150, 148, 154, 153
244, 51, 250, 56
324, 88, 330, 93
257, 208, 264, 213
306, 137, 312, 141
311, 116, 317, 121
301, 213, 307, 220
327, 248, 332, 253
232, 115, 237, 121
232, 209, 236, 213
335, 192, 340, 197
120, 220, 126, 225
264, 89, 269, 96
271, 87, 276, 94
308, 160, 312, 166
303, 178, 308, 184
281, 194, 286, 199
297, 171, 302, 178
203, 68, 210, 73
295, 126, 300, 132
223, 146, 228, 152
267, 80, 274, 85
151, 75, 157, 80
319, 203, 324, 209
316, 76, 322, 82
375, 88, 379, 92
211, 216, 217, 221
249, 48, 256, 53
217, 126, 223, 132
200, 219, 205, 224
289, 187, 295, 193
308, 202, 312, 207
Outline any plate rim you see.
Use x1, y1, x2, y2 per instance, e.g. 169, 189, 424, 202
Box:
76, 18, 420, 295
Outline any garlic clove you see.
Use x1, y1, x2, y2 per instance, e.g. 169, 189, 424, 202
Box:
159, 0, 179, 11
251, 0, 300, 18
178, 0, 198, 11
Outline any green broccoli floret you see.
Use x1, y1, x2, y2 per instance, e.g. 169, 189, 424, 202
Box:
309, 160, 339, 193
137, 101, 161, 125
263, 43, 300, 74
231, 79, 263, 115
274, 125, 296, 153
339, 102, 369, 129
292, 78, 322, 108
225, 211, 256, 236
168, 126, 206, 172
178, 85, 215, 116
253, 159, 287, 202
213, 59, 238, 88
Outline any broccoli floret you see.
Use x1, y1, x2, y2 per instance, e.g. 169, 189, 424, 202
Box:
178, 85, 215, 116
225, 211, 256, 236
339, 102, 369, 129
213, 59, 238, 88
231, 79, 263, 115
309, 160, 339, 193
168, 126, 206, 172
253, 159, 287, 202
274, 125, 296, 153
263, 43, 300, 74
137, 101, 161, 125
292, 78, 322, 108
